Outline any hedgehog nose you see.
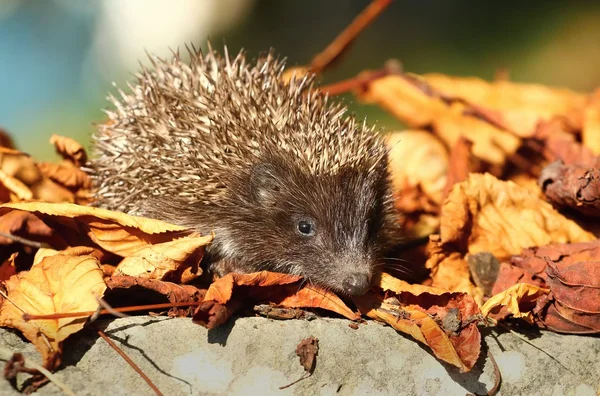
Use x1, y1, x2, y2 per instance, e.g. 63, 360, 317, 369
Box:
342, 273, 371, 296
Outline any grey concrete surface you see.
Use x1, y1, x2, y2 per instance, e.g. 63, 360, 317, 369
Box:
0, 316, 598, 395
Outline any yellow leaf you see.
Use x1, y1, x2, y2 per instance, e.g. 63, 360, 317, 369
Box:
114, 233, 213, 279
0, 254, 106, 368
481, 283, 550, 322
0, 202, 193, 256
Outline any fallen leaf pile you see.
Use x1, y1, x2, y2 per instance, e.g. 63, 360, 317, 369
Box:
1, 60, 600, 391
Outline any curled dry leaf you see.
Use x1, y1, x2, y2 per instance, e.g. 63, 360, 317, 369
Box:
295, 336, 318, 374
358, 75, 521, 166
37, 161, 93, 191
539, 160, 600, 217
0, 254, 106, 369
114, 233, 211, 281
0, 147, 75, 204
385, 130, 448, 205
49, 134, 87, 167
194, 271, 358, 329
481, 283, 550, 323
544, 260, 600, 331
354, 272, 481, 372
0, 202, 194, 256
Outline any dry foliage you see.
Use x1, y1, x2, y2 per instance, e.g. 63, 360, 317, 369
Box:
2, 28, 600, 389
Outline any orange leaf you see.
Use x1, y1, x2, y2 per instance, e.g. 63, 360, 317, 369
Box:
49, 134, 87, 167
196, 272, 358, 328
0, 202, 195, 256
353, 272, 482, 372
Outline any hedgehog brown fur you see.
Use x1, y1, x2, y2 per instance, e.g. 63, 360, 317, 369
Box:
90, 45, 402, 296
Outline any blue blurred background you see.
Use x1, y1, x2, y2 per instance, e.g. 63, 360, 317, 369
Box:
1, 0, 599, 160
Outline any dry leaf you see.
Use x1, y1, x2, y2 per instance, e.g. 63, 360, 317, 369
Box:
194, 272, 358, 328
37, 161, 93, 191
295, 337, 318, 374
439, 173, 594, 259
114, 233, 211, 280
105, 275, 205, 317
49, 134, 87, 167
423, 73, 586, 138
443, 136, 475, 200
359, 75, 521, 166
354, 289, 480, 372
0, 210, 66, 249
0, 147, 76, 203
385, 130, 448, 204
353, 272, 481, 372
425, 173, 594, 303
539, 160, 600, 217
0, 254, 106, 369
481, 283, 550, 322
582, 89, 600, 155
0, 252, 18, 281
0, 202, 194, 256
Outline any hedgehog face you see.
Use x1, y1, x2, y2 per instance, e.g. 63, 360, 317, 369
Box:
243, 161, 390, 296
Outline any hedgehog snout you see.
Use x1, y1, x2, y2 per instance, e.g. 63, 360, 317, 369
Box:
341, 272, 371, 296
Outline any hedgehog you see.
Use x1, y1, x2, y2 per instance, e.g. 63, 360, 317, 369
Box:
90, 45, 403, 296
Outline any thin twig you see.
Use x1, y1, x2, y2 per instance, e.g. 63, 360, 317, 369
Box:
23, 301, 201, 321
0, 347, 76, 396
310, 0, 393, 74
487, 350, 501, 396
0, 231, 51, 249
97, 330, 164, 396
499, 323, 575, 375
318, 63, 400, 96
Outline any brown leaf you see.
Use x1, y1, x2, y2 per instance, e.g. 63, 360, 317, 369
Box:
542, 260, 600, 332
353, 272, 481, 372
0, 202, 195, 256
37, 161, 93, 191
0, 128, 16, 149
194, 272, 358, 328
0, 210, 66, 248
358, 75, 521, 166
539, 161, 600, 217
0, 254, 106, 369
105, 275, 205, 317
443, 136, 475, 200
49, 135, 87, 167
533, 118, 599, 167
0, 252, 18, 281
439, 173, 594, 259
296, 337, 318, 373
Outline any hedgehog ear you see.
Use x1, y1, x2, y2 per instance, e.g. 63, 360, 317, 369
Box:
250, 163, 282, 205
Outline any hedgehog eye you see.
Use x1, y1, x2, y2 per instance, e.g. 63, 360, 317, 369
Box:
297, 220, 315, 236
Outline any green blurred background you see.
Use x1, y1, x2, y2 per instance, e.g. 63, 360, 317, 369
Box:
1, 0, 599, 161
